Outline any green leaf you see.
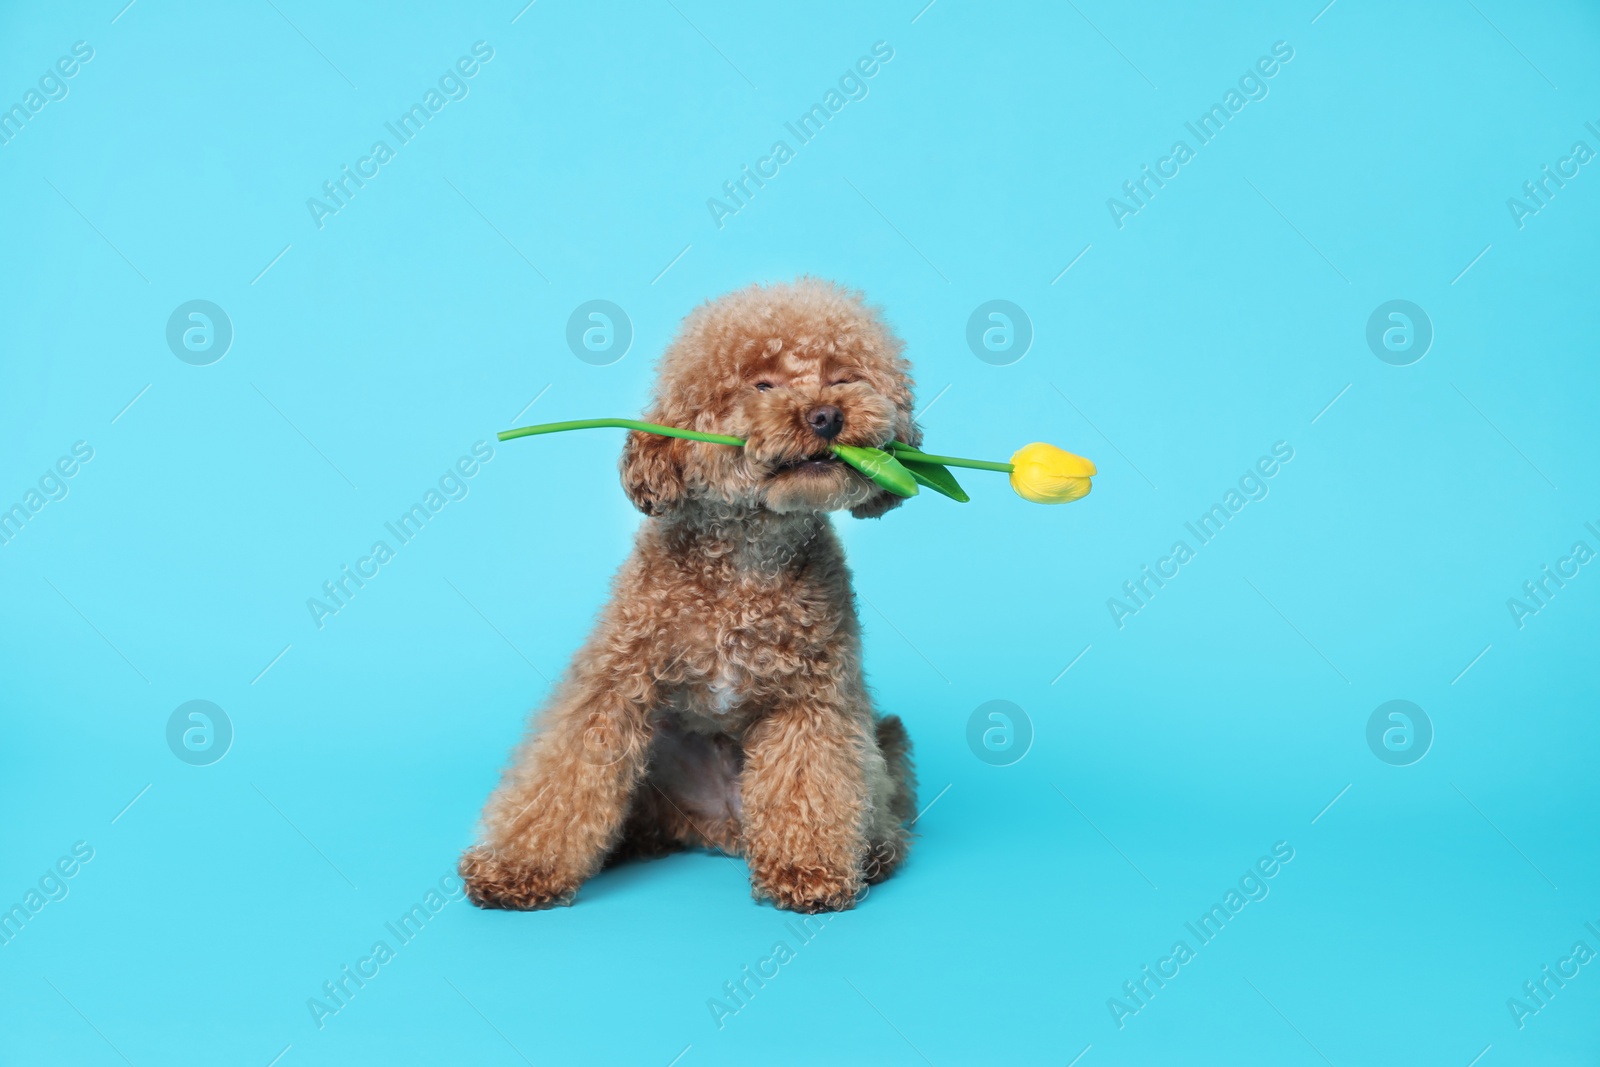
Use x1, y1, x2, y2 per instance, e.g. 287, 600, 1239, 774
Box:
831, 444, 920, 498
896, 457, 970, 502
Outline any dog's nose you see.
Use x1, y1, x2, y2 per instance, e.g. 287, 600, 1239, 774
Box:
806, 405, 844, 440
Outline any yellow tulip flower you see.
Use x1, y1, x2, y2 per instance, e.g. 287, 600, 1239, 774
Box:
1008, 442, 1096, 504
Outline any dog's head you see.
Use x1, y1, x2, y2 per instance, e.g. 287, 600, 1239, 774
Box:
621, 278, 920, 519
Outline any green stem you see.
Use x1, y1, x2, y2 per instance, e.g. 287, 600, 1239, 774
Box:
886, 443, 1014, 474
498, 421, 1019, 473
498, 418, 745, 448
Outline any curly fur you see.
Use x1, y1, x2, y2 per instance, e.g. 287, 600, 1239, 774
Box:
460, 278, 920, 914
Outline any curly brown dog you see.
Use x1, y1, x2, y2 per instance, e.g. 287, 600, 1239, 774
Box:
460, 278, 920, 914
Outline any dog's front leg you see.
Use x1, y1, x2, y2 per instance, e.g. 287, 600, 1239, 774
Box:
460, 657, 656, 910
740, 701, 872, 913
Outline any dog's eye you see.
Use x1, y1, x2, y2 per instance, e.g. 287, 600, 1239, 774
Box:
830, 378, 856, 387
755, 381, 772, 392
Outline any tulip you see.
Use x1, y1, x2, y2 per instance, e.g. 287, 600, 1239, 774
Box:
497, 419, 1094, 505
883, 442, 1095, 505
1006, 442, 1097, 504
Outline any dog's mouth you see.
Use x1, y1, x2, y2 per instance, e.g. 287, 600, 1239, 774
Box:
769, 453, 841, 477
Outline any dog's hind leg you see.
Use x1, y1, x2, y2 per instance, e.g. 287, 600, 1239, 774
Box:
460, 645, 658, 910
864, 713, 917, 884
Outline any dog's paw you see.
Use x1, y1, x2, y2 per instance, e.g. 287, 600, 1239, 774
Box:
863, 837, 908, 885
458, 846, 579, 911
752, 862, 862, 914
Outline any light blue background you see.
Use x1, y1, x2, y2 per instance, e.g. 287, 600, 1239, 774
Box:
3, 1, 1598, 1064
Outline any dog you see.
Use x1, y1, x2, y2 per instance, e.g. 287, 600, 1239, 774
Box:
460, 278, 920, 914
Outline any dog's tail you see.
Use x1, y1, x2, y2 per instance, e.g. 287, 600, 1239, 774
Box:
875, 714, 918, 829
865, 715, 919, 887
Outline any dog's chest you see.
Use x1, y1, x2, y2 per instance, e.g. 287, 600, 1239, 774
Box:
667, 660, 755, 733
647, 525, 854, 728
705, 663, 742, 716
670, 584, 840, 727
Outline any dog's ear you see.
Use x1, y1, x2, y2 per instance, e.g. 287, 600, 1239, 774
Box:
620, 428, 685, 516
